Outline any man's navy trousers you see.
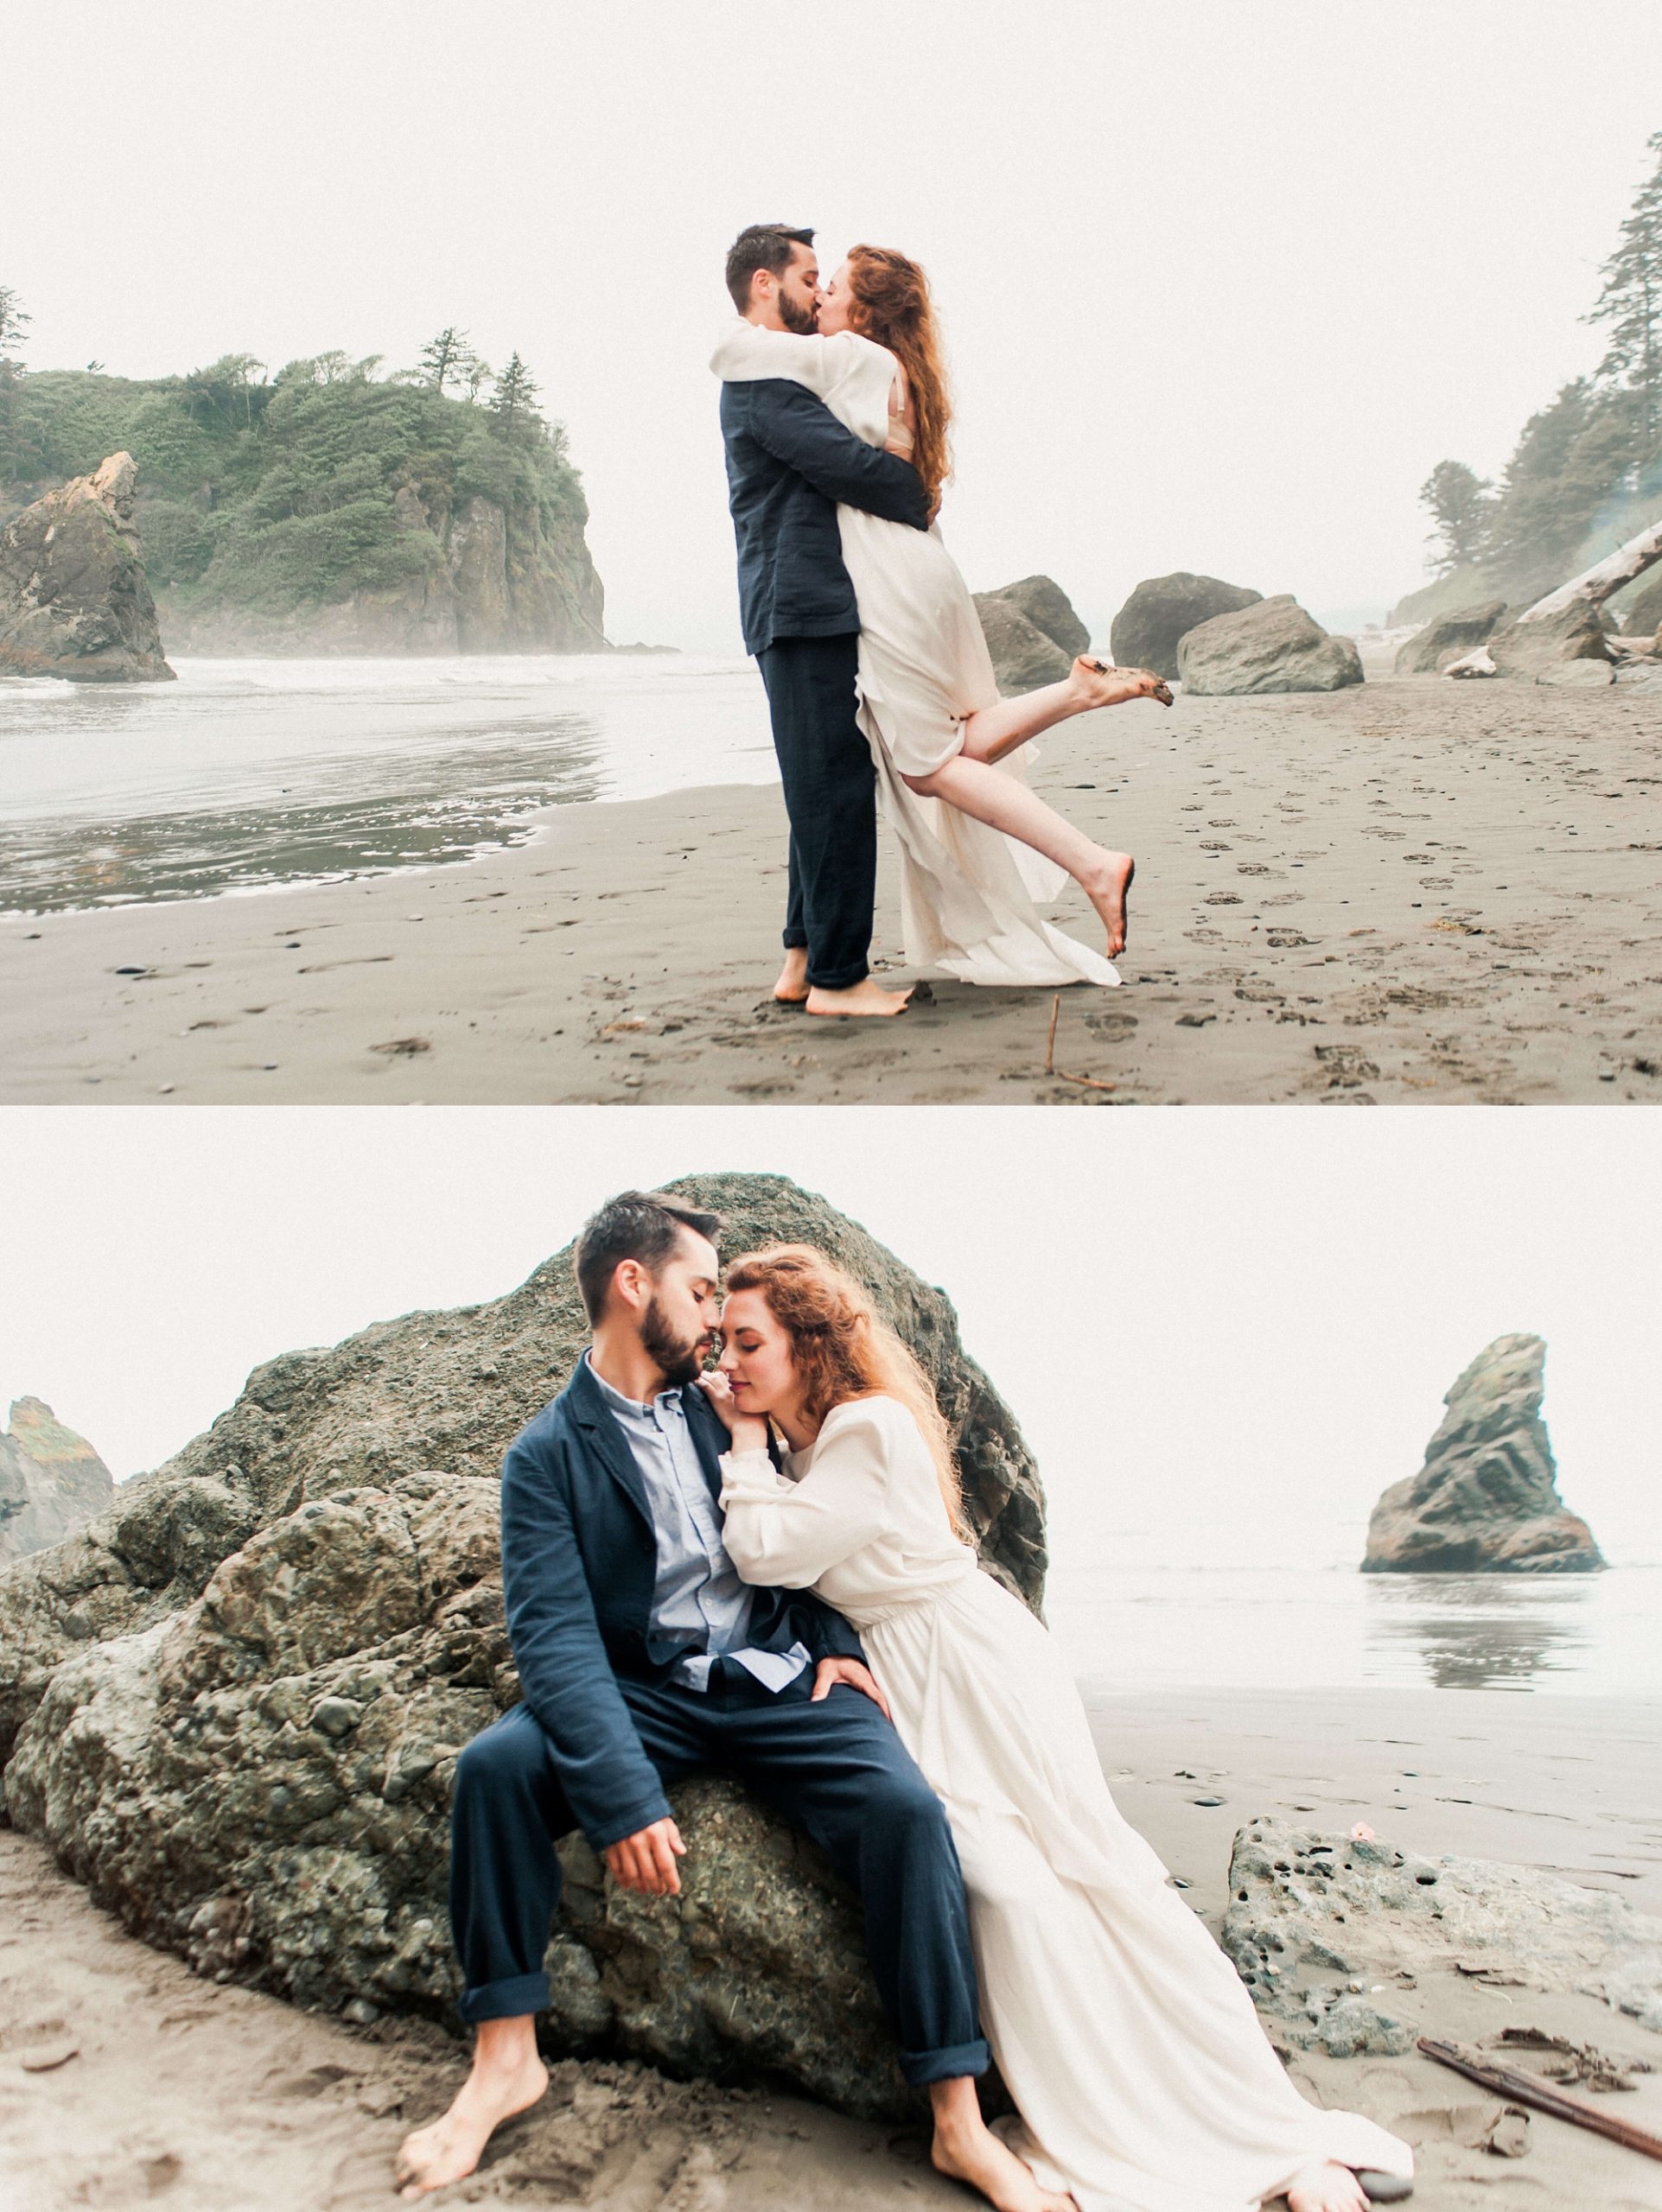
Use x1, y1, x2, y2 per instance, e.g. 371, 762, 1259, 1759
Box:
449, 1666, 990, 2088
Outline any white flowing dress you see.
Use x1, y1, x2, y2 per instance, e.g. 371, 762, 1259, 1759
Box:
718, 1396, 1414, 2212
711, 320, 1116, 988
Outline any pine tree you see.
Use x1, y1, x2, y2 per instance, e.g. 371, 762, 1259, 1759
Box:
1588, 129, 1662, 450
0, 283, 33, 481
1419, 460, 1493, 574
489, 350, 541, 439
417, 327, 479, 396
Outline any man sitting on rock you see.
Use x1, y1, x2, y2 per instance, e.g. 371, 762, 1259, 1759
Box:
396, 1191, 1001, 2202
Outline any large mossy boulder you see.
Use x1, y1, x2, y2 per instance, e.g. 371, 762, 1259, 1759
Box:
0, 1174, 1046, 2117
1110, 572, 1263, 682
1176, 594, 1363, 696
1361, 1333, 1602, 1574
972, 574, 1088, 694
1394, 599, 1507, 676
0, 454, 175, 682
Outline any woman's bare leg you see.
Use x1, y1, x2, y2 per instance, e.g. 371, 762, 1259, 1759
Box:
959, 658, 1168, 766
929, 2077, 1079, 2212
903, 753, 1135, 958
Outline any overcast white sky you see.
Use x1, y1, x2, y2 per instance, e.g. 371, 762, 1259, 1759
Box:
3, 1108, 1655, 1571
7, 3, 1662, 648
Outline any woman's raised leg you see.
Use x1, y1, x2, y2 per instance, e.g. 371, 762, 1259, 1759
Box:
902, 752, 1135, 958
958, 658, 1169, 766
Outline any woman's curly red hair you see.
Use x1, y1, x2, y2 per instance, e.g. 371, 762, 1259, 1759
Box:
844, 245, 952, 511
723, 1243, 967, 1535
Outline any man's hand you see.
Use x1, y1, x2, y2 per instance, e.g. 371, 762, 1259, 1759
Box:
812, 1656, 891, 1721
602, 1816, 686, 1897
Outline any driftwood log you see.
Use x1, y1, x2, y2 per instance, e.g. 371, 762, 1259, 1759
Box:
1418, 2037, 1662, 2162
1443, 514, 1662, 677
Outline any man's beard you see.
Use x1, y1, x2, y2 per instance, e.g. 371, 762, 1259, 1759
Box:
640, 1293, 707, 1388
778, 289, 818, 334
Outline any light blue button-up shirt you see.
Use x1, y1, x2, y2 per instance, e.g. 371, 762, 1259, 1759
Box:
585, 1354, 810, 1694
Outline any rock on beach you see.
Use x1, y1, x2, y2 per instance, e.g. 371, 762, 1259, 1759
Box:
0, 454, 175, 683
0, 1399, 115, 1567
0, 1173, 1047, 2117
1110, 572, 1264, 682
1362, 1332, 1603, 1574
1176, 595, 1363, 696
1394, 600, 1508, 676
973, 574, 1089, 694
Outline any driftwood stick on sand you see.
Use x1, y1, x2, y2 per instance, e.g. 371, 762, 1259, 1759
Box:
1418, 2037, 1662, 2161
1040, 991, 1117, 1091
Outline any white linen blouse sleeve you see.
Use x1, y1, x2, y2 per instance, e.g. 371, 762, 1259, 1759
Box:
718, 1401, 896, 1587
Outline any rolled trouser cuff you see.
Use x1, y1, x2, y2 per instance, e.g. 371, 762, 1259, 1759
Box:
804, 960, 869, 992
900, 2037, 991, 2086
459, 1970, 550, 2024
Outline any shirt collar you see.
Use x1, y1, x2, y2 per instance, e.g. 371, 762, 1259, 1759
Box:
584, 1348, 683, 1417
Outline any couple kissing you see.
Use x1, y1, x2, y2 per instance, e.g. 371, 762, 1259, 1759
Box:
397, 1191, 1413, 2212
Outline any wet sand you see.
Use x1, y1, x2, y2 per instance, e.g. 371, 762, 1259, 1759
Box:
3, 677, 1661, 1103
3, 1688, 1659, 2211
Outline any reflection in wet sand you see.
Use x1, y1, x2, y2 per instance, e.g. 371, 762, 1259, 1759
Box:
1364, 1573, 1595, 1692
0, 721, 604, 912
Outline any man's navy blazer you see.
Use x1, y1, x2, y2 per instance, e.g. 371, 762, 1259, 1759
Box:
719, 377, 929, 657
500, 1357, 867, 1851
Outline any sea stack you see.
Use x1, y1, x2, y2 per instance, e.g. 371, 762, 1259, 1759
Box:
0, 1398, 115, 1565
0, 452, 175, 682
1362, 1333, 1603, 1573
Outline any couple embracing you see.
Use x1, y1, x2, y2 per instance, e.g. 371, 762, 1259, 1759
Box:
397, 1191, 1413, 2212
715, 223, 1174, 1017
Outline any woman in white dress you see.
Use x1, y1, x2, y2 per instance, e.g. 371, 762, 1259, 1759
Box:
697, 1245, 1416, 2212
711, 247, 1171, 992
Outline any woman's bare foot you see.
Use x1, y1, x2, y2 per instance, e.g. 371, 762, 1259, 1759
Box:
806, 977, 913, 1018
1069, 656, 1174, 710
774, 947, 810, 1003
932, 2112, 1077, 2212
394, 2034, 548, 2200
1080, 850, 1136, 959
1282, 2162, 1372, 2212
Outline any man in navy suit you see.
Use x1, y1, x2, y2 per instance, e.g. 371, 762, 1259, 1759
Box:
397, 1192, 997, 2202
719, 223, 929, 1020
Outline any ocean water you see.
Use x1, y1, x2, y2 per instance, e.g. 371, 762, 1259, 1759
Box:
1046, 1560, 1662, 1699
0, 654, 774, 914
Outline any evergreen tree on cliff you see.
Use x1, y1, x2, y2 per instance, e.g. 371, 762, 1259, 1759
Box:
418, 327, 480, 397
1588, 127, 1662, 454
0, 284, 32, 482
490, 351, 541, 441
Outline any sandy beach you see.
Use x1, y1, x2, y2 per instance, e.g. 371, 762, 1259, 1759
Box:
3, 1685, 1659, 2211
3, 677, 1661, 1105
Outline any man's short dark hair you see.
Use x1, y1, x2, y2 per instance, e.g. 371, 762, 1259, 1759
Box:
724, 224, 813, 313
574, 1190, 724, 1325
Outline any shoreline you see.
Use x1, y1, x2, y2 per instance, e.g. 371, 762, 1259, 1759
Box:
3, 677, 1660, 1103
3, 1683, 1659, 2210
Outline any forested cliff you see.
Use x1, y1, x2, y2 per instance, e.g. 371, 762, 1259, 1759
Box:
0, 337, 604, 655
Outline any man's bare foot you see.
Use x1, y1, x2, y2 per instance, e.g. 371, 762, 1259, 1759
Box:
1069, 655, 1174, 710
1081, 850, 1136, 959
774, 947, 810, 1003
1282, 2162, 1372, 2212
932, 2109, 1077, 2212
806, 977, 912, 1018
394, 2043, 549, 2199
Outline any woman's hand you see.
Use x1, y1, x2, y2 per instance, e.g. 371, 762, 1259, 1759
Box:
696, 1371, 769, 1452
812, 1655, 892, 1721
